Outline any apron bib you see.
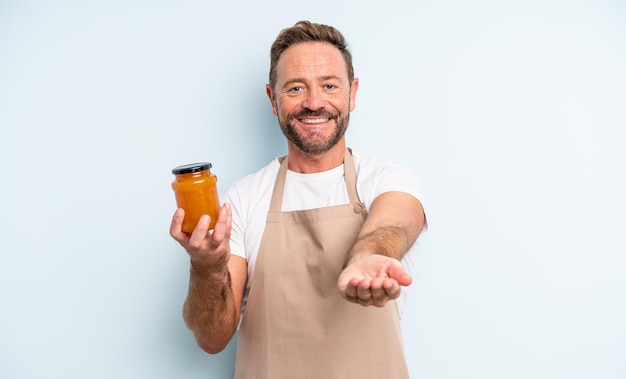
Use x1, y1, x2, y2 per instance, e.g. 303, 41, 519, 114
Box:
235, 149, 409, 379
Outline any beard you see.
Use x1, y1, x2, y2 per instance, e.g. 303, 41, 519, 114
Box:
278, 108, 350, 155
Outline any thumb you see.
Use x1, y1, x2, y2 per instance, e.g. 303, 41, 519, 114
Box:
388, 262, 412, 287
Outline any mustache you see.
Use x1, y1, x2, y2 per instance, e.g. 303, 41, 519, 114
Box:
291, 109, 338, 119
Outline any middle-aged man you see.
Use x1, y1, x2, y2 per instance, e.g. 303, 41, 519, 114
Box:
170, 20, 427, 378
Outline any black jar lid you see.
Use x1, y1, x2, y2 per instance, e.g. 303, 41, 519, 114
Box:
172, 162, 212, 175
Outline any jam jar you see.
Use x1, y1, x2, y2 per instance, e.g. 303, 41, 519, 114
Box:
171, 162, 220, 233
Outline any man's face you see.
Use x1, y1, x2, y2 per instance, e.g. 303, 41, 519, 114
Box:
267, 41, 359, 155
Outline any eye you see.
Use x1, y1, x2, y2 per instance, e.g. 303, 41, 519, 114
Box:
325, 84, 336, 90
290, 86, 303, 93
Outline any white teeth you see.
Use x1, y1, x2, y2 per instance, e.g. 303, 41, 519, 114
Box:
300, 118, 329, 124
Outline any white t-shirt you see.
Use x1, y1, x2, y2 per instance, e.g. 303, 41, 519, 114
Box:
222, 149, 426, 315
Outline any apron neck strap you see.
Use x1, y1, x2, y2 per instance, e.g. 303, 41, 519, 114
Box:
270, 148, 360, 212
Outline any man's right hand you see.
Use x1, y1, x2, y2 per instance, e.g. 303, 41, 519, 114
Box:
169, 203, 233, 270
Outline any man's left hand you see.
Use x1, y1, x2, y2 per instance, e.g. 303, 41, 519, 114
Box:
337, 255, 412, 307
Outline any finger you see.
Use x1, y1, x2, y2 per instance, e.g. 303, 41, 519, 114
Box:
382, 279, 402, 299
356, 279, 373, 306
343, 278, 360, 303
188, 214, 211, 250
211, 204, 232, 244
356, 280, 371, 294
388, 264, 412, 287
169, 208, 187, 240
370, 278, 388, 307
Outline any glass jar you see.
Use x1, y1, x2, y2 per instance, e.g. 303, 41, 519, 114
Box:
171, 162, 220, 233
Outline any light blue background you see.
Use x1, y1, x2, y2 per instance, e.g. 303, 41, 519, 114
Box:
1, 1, 625, 378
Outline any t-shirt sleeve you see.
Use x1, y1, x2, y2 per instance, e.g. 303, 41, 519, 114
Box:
355, 153, 426, 212
221, 186, 247, 259
375, 164, 425, 204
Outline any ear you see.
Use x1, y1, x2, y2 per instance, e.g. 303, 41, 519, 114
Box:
266, 84, 278, 116
349, 78, 359, 112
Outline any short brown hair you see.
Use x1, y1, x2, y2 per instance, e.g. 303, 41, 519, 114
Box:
268, 20, 354, 91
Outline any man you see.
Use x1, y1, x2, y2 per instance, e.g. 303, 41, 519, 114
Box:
170, 20, 426, 378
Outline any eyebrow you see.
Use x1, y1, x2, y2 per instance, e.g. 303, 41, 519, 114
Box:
282, 75, 343, 88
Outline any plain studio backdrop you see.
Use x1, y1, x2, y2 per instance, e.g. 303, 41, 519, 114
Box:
1, 0, 625, 378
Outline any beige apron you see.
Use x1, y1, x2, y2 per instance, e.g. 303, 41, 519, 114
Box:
235, 149, 409, 379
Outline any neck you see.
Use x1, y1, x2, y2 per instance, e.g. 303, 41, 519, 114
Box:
286, 142, 346, 173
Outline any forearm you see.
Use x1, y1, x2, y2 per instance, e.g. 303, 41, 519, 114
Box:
343, 225, 410, 267
344, 191, 424, 267
183, 261, 238, 354
338, 192, 423, 306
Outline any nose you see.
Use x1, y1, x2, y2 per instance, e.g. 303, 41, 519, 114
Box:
301, 87, 325, 110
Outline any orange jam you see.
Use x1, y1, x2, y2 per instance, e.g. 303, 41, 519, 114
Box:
171, 162, 220, 233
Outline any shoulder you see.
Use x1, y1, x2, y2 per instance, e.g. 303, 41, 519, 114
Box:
350, 148, 426, 206
351, 149, 420, 183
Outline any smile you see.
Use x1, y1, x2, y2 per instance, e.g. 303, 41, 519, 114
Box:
298, 118, 331, 124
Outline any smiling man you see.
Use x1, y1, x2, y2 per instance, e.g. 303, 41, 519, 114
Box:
170, 20, 427, 378
269, 40, 356, 161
